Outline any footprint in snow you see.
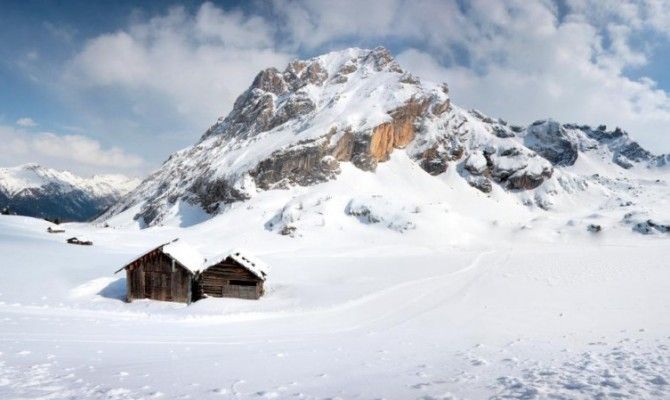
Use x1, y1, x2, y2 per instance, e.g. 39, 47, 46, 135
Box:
411, 382, 431, 390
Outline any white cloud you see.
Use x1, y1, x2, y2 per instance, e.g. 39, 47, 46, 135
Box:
0, 125, 143, 175
16, 117, 38, 127
66, 4, 294, 128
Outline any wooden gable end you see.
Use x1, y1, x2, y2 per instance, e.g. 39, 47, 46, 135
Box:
198, 258, 264, 300
124, 248, 195, 304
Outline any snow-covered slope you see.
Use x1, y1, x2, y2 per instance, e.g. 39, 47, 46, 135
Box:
100, 47, 669, 235
0, 164, 139, 221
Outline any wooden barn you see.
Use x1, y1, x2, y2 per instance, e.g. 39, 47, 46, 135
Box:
115, 240, 205, 304
198, 250, 270, 300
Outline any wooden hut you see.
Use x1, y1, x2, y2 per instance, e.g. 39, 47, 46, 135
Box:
198, 250, 269, 300
115, 239, 205, 304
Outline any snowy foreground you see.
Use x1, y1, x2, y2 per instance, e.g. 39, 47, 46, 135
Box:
2, 155, 670, 399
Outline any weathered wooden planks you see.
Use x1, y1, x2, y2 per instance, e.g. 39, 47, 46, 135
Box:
124, 251, 193, 303
198, 261, 264, 300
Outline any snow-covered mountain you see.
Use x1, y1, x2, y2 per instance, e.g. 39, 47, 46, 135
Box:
100, 47, 669, 233
0, 163, 139, 221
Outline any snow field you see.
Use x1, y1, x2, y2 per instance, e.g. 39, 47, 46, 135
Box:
1, 150, 669, 399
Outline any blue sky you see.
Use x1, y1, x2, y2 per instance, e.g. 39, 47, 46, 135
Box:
2, 0, 670, 176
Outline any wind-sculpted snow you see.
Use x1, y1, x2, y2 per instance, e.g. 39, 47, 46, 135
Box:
345, 196, 418, 233
100, 47, 669, 228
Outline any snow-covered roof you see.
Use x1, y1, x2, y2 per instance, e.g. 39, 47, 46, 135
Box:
116, 239, 206, 274
161, 241, 207, 274
208, 249, 270, 281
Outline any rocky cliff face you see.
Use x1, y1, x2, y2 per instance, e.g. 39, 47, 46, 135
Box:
100, 47, 668, 227
0, 164, 139, 221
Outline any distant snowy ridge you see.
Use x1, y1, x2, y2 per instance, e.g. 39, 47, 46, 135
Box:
0, 163, 139, 221
99, 47, 669, 229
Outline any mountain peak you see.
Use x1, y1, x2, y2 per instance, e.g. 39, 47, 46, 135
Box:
0, 164, 139, 221
202, 47, 425, 143
100, 47, 667, 229
16, 163, 43, 171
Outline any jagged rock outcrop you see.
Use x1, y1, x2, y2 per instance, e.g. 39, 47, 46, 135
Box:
467, 176, 493, 193
525, 120, 578, 166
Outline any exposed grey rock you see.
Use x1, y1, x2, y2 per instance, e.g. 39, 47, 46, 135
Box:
525, 120, 579, 166
418, 149, 449, 175
251, 68, 288, 95
366, 46, 403, 72
191, 176, 250, 213
617, 141, 653, 163
507, 166, 553, 190
614, 154, 634, 169
499, 146, 522, 157
492, 125, 515, 138
345, 196, 417, 233
587, 224, 602, 233
464, 152, 488, 175
338, 61, 357, 75
250, 139, 337, 190
400, 73, 420, 85
270, 93, 316, 128
470, 109, 494, 124
633, 219, 670, 234
582, 126, 655, 167
468, 176, 492, 193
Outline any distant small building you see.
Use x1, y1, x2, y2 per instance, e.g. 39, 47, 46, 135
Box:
115, 240, 205, 304
67, 237, 92, 245
116, 243, 269, 303
198, 250, 269, 300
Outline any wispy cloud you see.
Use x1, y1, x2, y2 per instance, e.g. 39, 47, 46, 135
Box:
64, 4, 294, 129
0, 125, 143, 175
15, 117, 38, 127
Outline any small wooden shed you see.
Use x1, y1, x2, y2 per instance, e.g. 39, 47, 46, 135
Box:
198, 250, 269, 300
115, 240, 205, 304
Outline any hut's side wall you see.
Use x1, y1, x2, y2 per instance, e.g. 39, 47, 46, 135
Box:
199, 262, 263, 300
126, 251, 192, 303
